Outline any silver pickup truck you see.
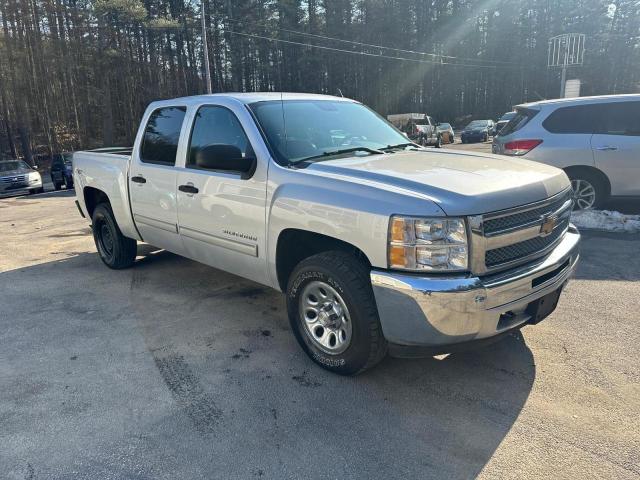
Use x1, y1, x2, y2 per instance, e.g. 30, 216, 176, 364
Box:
73, 93, 580, 375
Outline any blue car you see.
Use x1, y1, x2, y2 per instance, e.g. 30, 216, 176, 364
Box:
460, 120, 494, 143
50, 153, 74, 190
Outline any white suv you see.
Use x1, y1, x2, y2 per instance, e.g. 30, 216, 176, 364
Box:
493, 94, 640, 209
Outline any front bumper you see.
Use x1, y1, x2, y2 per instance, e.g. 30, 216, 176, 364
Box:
0, 177, 42, 194
461, 132, 487, 142
370, 229, 580, 356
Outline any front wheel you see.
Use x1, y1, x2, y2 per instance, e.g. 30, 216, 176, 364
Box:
568, 172, 607, 210
434, 135, 442, 148
286, 251, 387, 375
92, 203, 137, 269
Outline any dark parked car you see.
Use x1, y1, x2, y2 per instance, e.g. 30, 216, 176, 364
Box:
495, 111, 517, 136
461, 120, 493, 143
50, 153, 74, 190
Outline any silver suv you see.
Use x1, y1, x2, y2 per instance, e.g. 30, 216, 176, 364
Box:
493, 94, 640, 209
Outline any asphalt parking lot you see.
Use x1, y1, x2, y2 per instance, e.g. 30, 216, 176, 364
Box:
1, 188, 639, 479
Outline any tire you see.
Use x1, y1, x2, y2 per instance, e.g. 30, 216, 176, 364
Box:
91, 203, 137, 269
567, 170, 607, 210
483, 133, 488, 142
434, 135, 442, 148
286, 251, 388, 375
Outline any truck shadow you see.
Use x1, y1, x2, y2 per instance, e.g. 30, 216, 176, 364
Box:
2, 248, 534, 479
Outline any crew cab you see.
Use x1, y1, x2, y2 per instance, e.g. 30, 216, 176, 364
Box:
73, 93, 580, 375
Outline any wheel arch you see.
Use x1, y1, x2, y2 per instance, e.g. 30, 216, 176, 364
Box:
563, 165, 611, 198
83, 186, 111, 219
275, 229, 372, 292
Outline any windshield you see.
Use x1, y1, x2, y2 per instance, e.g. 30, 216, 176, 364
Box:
466, 120, 489, 129
439, 123, 451, 128
0, 160, 31, 173
249, 100, 409, 164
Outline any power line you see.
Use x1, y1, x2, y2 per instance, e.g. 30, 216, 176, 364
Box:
222, 16, 518, 66
224, 29, 525, 70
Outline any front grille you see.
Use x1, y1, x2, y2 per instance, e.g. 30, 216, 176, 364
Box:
471, 188, 574, 274
484, 190, 572, 235
1, 175, 26, 183
485, 217, 569, 267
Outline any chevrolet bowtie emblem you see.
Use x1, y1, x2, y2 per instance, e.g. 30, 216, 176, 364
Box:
540, 215, 558, 236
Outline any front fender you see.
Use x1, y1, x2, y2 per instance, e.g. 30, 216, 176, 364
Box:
266, 166, 444, 289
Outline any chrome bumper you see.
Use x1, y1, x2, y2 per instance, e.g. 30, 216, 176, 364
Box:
370, 228, 580, 351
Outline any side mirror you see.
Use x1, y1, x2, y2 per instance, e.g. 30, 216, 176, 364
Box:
195, 145, 256, 179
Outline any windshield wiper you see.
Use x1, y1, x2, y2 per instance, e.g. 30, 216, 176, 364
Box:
381, 142, 421, 152
294, 146, 384, 164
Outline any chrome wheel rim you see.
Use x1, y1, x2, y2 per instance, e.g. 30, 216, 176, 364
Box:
299, 281, 352, 355
571, 179, 596, 210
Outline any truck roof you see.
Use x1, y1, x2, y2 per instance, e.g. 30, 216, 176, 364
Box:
150, 92, 355, 107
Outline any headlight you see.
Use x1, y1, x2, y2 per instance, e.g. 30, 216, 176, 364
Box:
29, 171, 41, 181
388, 216, 468, 272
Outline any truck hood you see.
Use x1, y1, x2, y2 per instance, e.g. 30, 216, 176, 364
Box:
305, 149, 570, 216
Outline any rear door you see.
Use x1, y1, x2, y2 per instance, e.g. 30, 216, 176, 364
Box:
591, 100, 640, 196
175, 103, 268, 285
129, 105, 187, 254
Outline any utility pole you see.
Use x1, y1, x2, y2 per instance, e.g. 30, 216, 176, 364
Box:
201, 0, 212, 94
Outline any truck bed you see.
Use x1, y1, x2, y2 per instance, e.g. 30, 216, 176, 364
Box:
73, 147, 140, 241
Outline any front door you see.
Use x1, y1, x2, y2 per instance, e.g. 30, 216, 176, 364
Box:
129, 105, 187, 254
176, 104, 268, 285
592, 101, 640, 196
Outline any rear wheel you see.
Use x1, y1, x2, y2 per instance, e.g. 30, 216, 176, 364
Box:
286, 251, 387, 375
92, 203, 137, 269
567, 171, 607, 210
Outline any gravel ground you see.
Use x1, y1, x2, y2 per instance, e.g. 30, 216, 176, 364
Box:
1, 190, 639, 479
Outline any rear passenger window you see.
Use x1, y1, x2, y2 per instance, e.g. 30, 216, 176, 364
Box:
599, 102, 640, 136
542, 104, 600, 134
140, 106, 186, 165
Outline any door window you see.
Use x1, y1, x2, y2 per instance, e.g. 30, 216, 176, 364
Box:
542, 104, 600, 134
598, 101, 640, 136
187, 106, 252, 169
140, 106, 187, 165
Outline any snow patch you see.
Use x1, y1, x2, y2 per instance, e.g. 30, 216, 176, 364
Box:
571, 210, 640, 233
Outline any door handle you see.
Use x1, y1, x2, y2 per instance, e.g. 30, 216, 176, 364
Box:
178, 184, 199, 194
131, 175, 147, 184
596, 146, 617, 151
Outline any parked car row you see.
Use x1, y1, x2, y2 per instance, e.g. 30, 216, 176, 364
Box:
0, 151, 76, 197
